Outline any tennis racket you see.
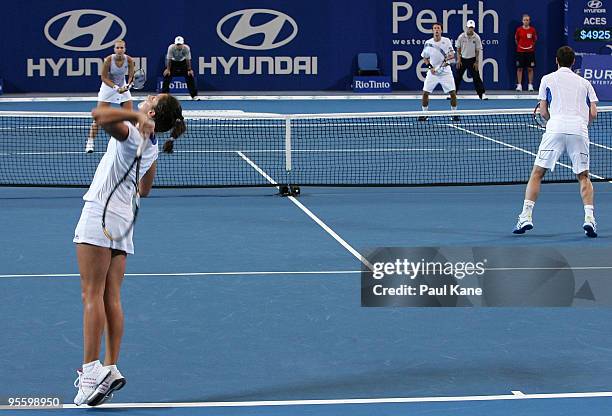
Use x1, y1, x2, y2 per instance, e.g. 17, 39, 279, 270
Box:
100, 69, 146, 101
432, 57, 449, 75
533, 102, 547, 128
433, 52, 457, 75
102, 136, 148, 241
126, 68, 146, 91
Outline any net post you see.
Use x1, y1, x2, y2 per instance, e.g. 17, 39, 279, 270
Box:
279, 116, 300, 197
285, 117, 292, 173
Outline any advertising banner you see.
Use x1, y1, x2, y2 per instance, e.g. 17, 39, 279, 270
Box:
156, 77, 189, 94
581, 55, 612, 100
566, 0, 611, 57
353, 76, 392, 93
0, 1, 565, 92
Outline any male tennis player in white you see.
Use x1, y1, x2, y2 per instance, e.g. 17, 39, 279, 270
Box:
419, 22, 458, 121
73, 94, 185, 406
86, 40, 135, 153
513, 46, 598, 237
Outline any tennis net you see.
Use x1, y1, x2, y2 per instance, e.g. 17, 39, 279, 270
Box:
1, 108, 611, 188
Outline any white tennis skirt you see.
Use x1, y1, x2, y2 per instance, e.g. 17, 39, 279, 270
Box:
97, 83, 133, 104
73, 201, 135, 254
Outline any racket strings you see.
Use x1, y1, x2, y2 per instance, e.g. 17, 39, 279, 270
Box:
533, 103, 547, 128
131, 69, 146, 89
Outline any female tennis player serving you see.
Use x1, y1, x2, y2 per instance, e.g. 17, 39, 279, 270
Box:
86, 40, 135, 153
73, 94, 185, 406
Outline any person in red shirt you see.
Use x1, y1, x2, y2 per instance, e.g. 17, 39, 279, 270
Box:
515, 14, 538, 91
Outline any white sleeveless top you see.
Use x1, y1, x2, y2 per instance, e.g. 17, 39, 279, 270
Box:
83, 122, 158, 216
109, 54, 129, 87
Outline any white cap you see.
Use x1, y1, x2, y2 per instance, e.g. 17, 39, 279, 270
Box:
174, 36, 184, 45
466, 20, 476, 28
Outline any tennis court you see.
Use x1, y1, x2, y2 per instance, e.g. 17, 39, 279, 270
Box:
1, 96, 612, 415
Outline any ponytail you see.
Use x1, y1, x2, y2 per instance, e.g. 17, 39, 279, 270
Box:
163, 117, 186, 153
152, 94, 186, 153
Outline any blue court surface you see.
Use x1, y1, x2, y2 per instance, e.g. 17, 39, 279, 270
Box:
1, 97, 612, 415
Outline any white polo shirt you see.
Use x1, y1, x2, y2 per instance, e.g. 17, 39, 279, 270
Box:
538, 67, 598, 138
421, 37, 454, 75
166, 44, 192, 62
455, 32, 482, 59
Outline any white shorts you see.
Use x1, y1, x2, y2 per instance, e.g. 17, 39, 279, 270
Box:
73, 201, 134, 254
423, 71, 456, 93
97, 83, 132, 104
535, 132, 590, 174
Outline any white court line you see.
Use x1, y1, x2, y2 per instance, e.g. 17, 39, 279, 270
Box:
1, 148, 532, 157
587, 141, 612, 152
236, 151, 373, 270
236, 151, 282, 185
1, 148, 452, 157
288, 196, 373, 270
0, 93, 540, 103
4, 266, 612, 279
0, 270, 361, 279
0, 147, 574, 157
0, 151, 97, 156
527, 123, 612, 152
486, 266, 612, 271
3, 390, 612, 410
0, 126, 87, 130
525, 124, 612, 184
448, 124, 607, 180
0, 121, 550, 129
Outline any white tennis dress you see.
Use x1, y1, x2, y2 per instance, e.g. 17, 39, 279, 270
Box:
97, 54, 132, 104
74, 122, 158, 254
535, 67, 598, 174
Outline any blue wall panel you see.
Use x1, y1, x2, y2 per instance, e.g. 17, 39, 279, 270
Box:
0, 0, 594, 92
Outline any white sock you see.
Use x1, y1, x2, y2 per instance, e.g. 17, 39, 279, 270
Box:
422, 106, 428, 112
451, 106, 457, 111
520, 200, 535, 218
584, 205, 595, 220
83, 360, 100, 372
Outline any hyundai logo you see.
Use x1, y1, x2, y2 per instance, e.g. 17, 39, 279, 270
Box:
44, 9, 127, 51
217, 9, 298, 50
587, 0, 602, 9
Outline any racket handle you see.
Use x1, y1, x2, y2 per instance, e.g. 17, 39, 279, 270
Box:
136, 137, 147, 157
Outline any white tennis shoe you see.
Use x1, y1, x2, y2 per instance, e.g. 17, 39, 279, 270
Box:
89, 365, 127, 406
583, 217, 598, 238
85, 139, 94, 153
73, 361, 110, 406
513, 215, 533, 234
